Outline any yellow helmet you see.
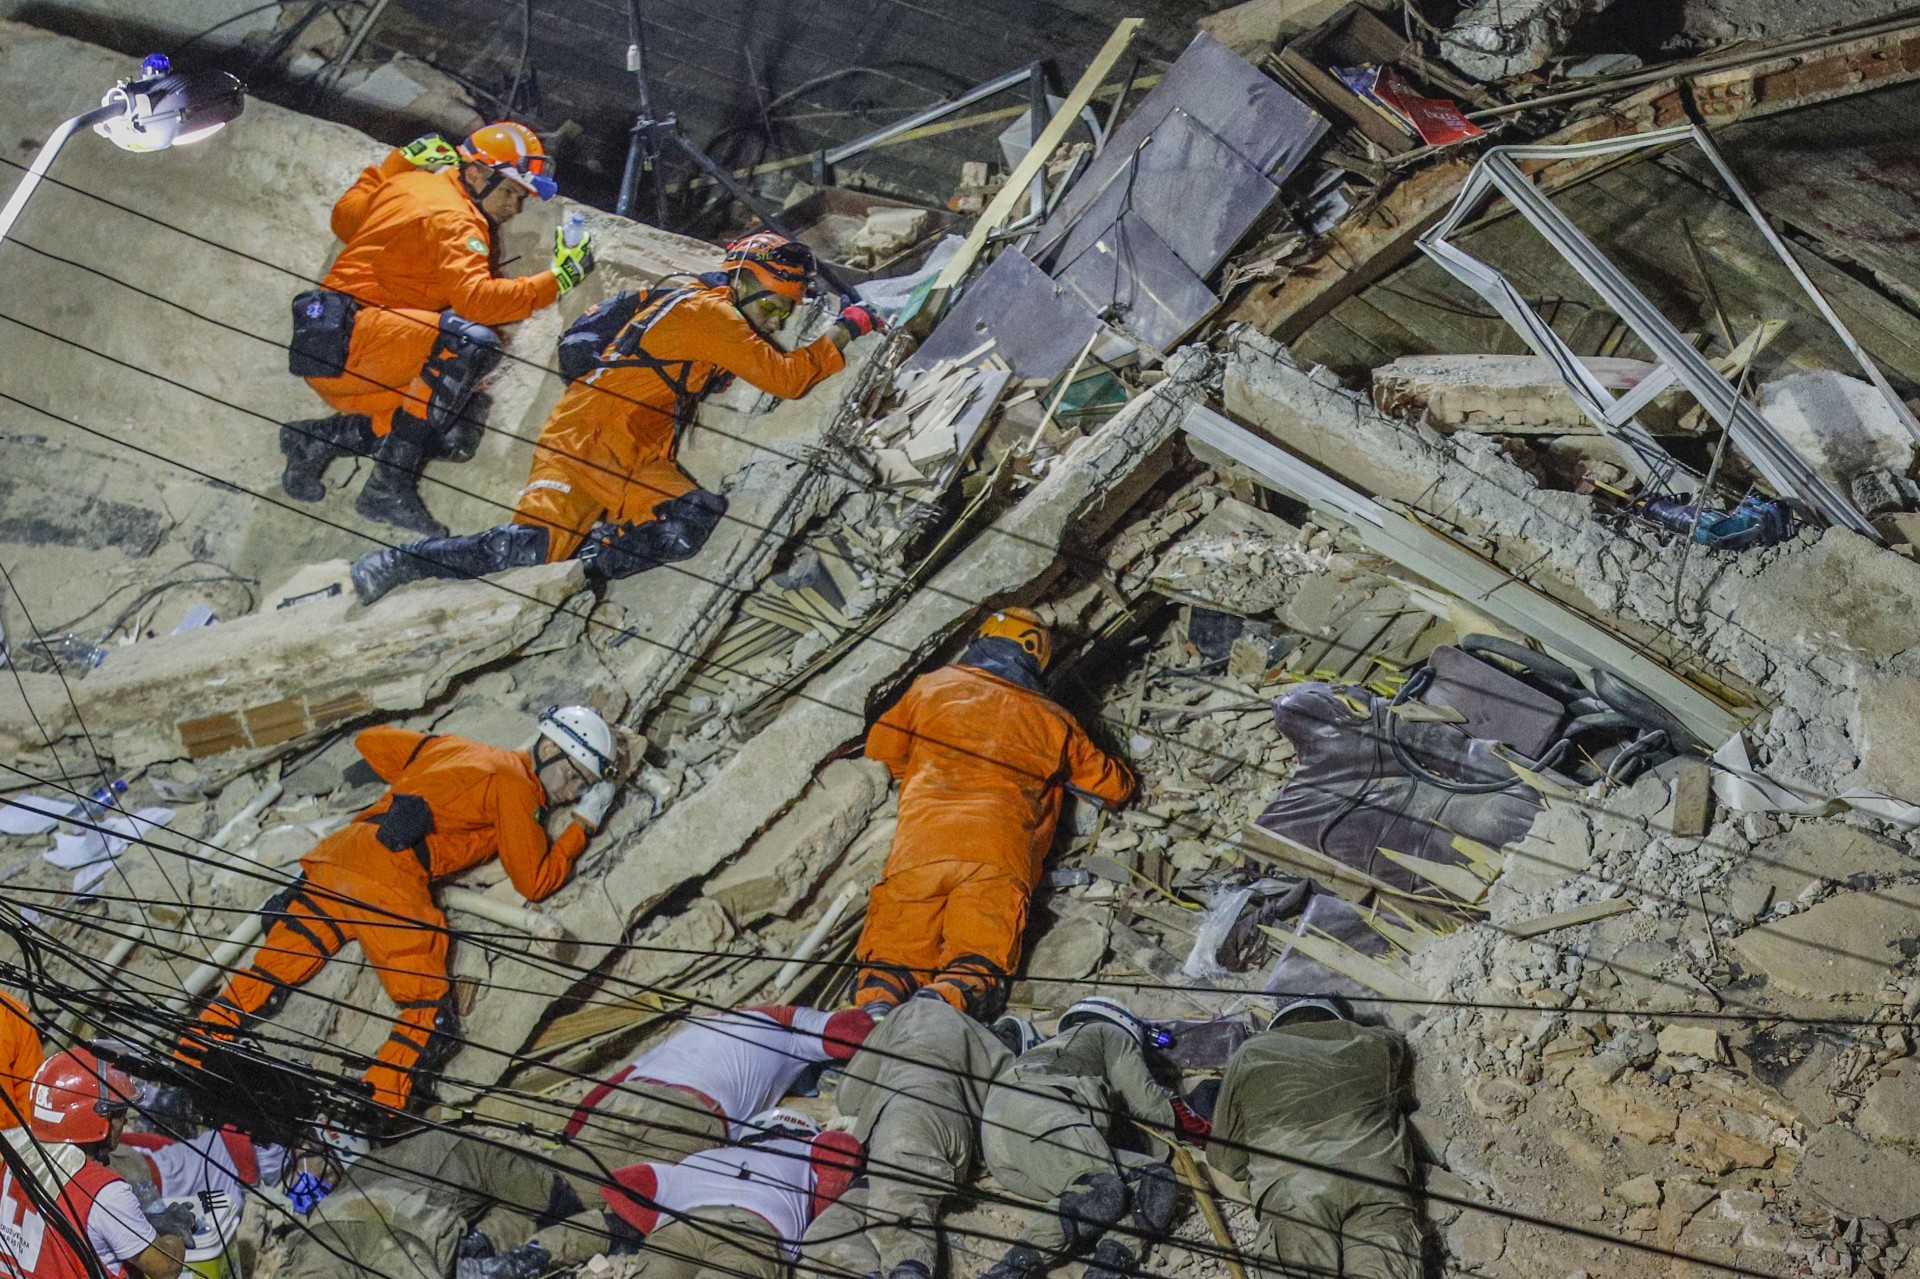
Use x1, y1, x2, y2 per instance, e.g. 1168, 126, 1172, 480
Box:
977, 607, 1051, 670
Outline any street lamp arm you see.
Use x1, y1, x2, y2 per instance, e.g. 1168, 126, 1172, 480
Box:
0, 104, 125, 245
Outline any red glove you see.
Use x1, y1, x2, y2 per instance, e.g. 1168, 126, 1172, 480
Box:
834, 303, 883, 341
1172, 1098, 1211, 1146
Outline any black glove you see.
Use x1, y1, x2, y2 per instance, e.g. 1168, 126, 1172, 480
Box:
145, 1201, 198, 1242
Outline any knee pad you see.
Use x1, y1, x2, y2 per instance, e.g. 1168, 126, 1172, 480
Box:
1123, 1163, 1176, 1238
1058, 1171, 1128, 1253
649, 488, 727, 560
485, 521, 551, 569
423, 312, 504, 432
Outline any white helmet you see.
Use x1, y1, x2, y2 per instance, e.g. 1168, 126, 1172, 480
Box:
741, 1107, 819, 1143
1057, 997, 1158, 1049
1268, 997, 1351, 1031
537, 704, 617, 781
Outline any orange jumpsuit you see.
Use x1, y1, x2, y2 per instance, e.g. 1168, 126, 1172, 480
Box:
308, 151, 559, 435
183, 728, 587, 1110
854, 664, 1134, 1014
512, 285, 846, 559
0, 991, 42, 1130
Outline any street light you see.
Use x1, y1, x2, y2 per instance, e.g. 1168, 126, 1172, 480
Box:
0, 55, 246, 245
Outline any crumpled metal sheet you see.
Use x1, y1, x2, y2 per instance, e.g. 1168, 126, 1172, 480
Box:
1044, 108, 1281, 279
1057, 212, 1221, 354
1255, 682, 1541, 899
903, 247, 1102, 380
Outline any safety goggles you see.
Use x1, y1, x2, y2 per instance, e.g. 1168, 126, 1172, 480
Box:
495, 156, 557, 202
739, 290, 796, 326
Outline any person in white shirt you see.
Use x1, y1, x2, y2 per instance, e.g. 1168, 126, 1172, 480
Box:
595, 1111, 862, 1279
562, 1004, 871, 1176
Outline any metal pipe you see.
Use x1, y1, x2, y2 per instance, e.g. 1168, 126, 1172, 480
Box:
824, 66, 1034, 165
440, 886, 568, 942
209, 780, 283, 852
168, 913, 266, 1010
772, 882, 859, 992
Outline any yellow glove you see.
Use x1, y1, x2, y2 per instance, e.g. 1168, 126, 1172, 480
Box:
552, 224, 597, 295
399, 134, 458, 168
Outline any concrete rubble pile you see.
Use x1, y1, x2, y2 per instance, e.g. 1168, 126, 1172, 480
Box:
15, 4, 1920, 1279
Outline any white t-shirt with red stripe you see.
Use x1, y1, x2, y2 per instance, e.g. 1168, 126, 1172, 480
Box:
600, 1132, 860, 1259
586, 1005, 868, 1138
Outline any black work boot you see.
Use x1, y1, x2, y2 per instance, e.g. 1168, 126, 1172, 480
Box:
351, 522, 549, 606
279, 414, 372, 501
981, 1244, 1046, 1279
1083, 1238, 1138, 1279
356, 416, 446, 537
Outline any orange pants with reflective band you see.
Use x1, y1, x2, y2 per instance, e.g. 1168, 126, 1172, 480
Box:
511, 453, 697, 562
183, 868, 452, 1111
854, 860, 1030, 1016
304, 306, 441, 436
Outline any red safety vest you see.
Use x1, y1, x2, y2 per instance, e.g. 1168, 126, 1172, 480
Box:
0, 1158, 128, 1279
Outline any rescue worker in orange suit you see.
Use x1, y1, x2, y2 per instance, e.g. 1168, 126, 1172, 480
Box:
853, 609, 1134, 1017
0, 1047, 190, 1279
176, 705, 620, 1115
0, 991, 42, 1132
279, 122, 596, 539
346, 232, 880, 604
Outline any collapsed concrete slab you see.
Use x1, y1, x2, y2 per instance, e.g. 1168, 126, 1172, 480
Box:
1220, 327, 1920, 801
0, 561, 586, 768
1372, 354, 1655, 434
435, 350, 1211, 1092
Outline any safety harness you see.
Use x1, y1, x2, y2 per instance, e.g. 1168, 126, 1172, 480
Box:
562, 273, 733, 425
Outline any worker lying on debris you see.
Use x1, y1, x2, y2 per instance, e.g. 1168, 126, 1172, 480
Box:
348, 231, 881, 604
561, 1001, 872, 1176
0, 1047, 191, 1279
979, 998, 1206, 1279
803, 994, 1015, 1279
853, 609, 1134, 1016
177, 706, 619, 1115
280, 122, 594, 538
278, 1129, 608, 1279
0, 989, 42, 1131
1209, 998, 1421, 1279
599, 1109, 863, 1279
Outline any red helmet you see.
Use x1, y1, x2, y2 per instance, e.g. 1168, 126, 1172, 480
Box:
722, 232, 816, 302
29, 1047, 137, 1145
458, 121, 555, 200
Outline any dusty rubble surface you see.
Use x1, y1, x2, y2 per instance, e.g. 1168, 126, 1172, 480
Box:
16, 7, 1920, 1279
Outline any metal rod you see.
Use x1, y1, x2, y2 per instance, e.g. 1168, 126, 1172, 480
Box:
1026, 62, 1052, 222
662, 125, 863, 301
824, 65, 1034, 165
616, 0, 668, 225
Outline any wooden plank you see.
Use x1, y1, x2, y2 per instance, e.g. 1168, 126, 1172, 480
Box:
930, 18, 1145, 297
1259, 923, 1431, 1003
1501, 896, 1635, 939
1375, 847, 1490, 906
1231, 825, 1461, 931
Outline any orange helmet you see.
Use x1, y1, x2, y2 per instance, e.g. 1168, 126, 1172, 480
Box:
458, 121, 555, 200
977, 607, 1051, 670
722, 232, 816, 302
29, 1046, 137, 1145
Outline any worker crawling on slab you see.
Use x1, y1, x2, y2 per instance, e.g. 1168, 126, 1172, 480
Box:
978, 997, 1209, 1279
174, 705, 621, 1120
1209, 997, 1423, 1279
803, 993, 1017, 1279
279, 122, 595, 539
348, 231, 884, 604
852, 608, 1135, 1018
561, 1000, 873, 1176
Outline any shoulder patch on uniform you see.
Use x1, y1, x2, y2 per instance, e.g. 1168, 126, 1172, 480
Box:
466, 236, 487, 253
